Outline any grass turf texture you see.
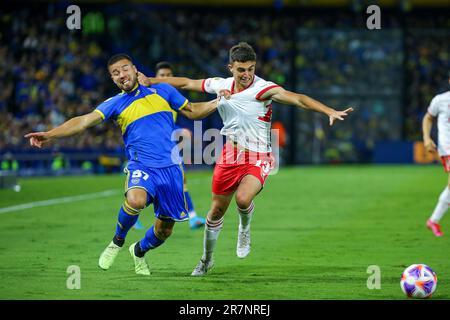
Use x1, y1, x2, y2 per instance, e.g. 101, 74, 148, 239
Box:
0, 165, 448, 299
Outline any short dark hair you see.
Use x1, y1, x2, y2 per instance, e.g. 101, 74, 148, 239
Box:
229, 42, 257, 64
107, 53, 133, 67
155, 61, 173, 72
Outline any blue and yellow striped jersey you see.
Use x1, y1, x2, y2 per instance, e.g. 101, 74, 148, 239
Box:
94, 83, 188, 168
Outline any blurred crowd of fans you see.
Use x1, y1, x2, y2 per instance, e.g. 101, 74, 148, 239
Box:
0, 7, 122, 153
0, 4, 449, 165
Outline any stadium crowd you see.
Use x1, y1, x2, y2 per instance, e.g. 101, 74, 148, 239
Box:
0, 4, 449, 165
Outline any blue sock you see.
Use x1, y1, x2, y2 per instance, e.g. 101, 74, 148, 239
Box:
139, 225, 165, 252
185, 191, 195, 213
115, 205, 140, 240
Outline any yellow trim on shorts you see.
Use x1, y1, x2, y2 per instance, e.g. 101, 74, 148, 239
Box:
179, 164, 188, 213
124, 167, 130, 194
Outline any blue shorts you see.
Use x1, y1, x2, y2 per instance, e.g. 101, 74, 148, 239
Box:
124, 162, 188, 222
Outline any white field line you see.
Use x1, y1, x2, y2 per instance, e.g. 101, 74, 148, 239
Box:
0, 189, 121, 215
0, 176, 211, 215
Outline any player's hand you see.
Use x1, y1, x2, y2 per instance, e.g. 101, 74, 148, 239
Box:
218, 89, 232, 100
329, 107, 354, 126
424, 138, 437, 153
137, 72, 153, 86
24, 132, 51, 148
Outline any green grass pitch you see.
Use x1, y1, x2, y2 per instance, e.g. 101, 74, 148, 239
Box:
0, 165, 449, 299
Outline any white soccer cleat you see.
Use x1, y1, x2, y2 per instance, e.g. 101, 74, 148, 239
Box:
236, 227, 251, 258
99, 241, 122, 270
191, 258, 214, 276
129, 242, 151, 276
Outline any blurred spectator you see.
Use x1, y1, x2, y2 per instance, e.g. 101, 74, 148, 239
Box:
0, 4, 449, 166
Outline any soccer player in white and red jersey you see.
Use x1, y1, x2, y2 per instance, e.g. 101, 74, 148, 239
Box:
422, 74, 450, 237
138, 42, 353, 276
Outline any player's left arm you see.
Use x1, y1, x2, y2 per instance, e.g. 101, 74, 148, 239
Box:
179, 99, 218, 120
422, 112, 437, 153
260, 87, 353, 126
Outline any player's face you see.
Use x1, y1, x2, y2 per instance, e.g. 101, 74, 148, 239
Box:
156, 68, 173, 78
228, 61, 256, 89
109, 59, 138, 92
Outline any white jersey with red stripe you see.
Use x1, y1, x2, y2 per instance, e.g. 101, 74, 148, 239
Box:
202, 75, 279, 153
427, 91, 450, 156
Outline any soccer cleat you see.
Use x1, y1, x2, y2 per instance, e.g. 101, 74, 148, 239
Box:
426, 219, 443, 237
128, 242, 151, 276
236, 227, 251, 258
191, 258, 214, 276
189, 216, 206, 230
133, 219, 145, 230
99, 241, 122, 270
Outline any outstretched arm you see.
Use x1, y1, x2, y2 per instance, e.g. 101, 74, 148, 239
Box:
138, 72, 204, 92
260, 87, 353, 126
24, 111, 103, 148
422, 112, 437, 153
179, 99, 218, 120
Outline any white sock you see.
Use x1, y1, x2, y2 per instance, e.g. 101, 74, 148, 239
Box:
238, 202, 254, 232
430, 187, 450, 223
202, 217, 224, 261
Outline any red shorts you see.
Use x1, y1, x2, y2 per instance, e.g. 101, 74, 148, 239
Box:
441, 156, 450, 172
212, 142, 275, 195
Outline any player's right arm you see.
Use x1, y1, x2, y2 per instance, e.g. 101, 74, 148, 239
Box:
24, 111, 103, 148
138, 72, 204, 92
422, 112, 437, 153
179, 100, 219, 120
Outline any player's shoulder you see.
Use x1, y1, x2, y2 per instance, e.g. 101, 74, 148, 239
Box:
202, 76, 232, 92
205, 76, 232, 85
432, 91, 450, 102
150, 82, 177, 93
148, 83, 180, 101
252, 75, 279, 89
252, 75, 281, 100
98, 92, 126, 107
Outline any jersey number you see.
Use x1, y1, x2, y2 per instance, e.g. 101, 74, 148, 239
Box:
255, 160, 271, 176
258, 104, 272, 123
132, 170, 149, 180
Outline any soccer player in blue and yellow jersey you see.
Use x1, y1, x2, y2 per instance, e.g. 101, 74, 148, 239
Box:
156, 62, 207, 229
25, 54, 218, 275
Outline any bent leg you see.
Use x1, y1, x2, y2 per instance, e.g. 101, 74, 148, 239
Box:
114, 188, 148, 246
202, 193, 234, 261
427, 173, 450, 237
235, 174, 261, 229
192, 192, 233, 276
135, 218, 175, 257
235, 174, 262, 209
234, 175, 263, 258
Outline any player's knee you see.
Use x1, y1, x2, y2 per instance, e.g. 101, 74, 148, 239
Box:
235, 192, 252, 210
125, 193, 147, 211
154, 226, 172, 240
